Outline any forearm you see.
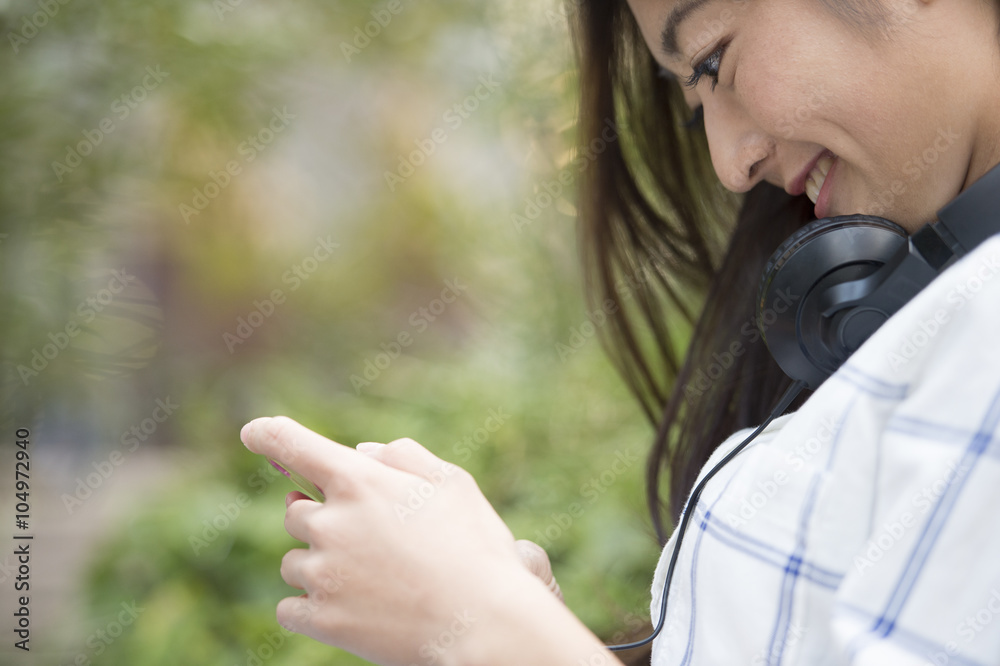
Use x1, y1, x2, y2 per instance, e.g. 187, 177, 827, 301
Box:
443, 564, 625, 666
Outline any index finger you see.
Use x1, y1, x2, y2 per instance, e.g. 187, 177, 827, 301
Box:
240, 416, 369, 492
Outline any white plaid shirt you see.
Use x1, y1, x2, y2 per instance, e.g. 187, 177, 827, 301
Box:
650, 234, 1000, 665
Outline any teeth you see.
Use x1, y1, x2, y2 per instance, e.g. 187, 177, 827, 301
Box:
815, 154, 833, 178
805, 175, 821, 204
804, 154, 835, 204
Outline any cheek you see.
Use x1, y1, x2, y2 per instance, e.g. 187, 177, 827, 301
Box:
736, 59, 821, 141
734, 7, 859, 144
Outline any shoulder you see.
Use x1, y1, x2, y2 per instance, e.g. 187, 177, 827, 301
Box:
649, 235, 1000, 664
854, 232, 1000, 390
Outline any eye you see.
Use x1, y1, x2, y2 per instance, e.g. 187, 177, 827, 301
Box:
684, 41, 730, 92
659, 65, 705, 131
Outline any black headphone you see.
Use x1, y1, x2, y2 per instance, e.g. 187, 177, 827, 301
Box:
759, 160, 1000, 389
607, 160, 1000, 653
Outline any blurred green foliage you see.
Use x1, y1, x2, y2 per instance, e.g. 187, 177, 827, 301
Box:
0, 0, 667, 663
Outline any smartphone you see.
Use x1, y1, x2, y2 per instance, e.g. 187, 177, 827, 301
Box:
267, 458, 325, 502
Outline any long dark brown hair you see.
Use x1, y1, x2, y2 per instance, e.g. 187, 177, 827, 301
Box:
564, 3, 1000, 661
569, 1, 827, 546
570, 0, 1000, 546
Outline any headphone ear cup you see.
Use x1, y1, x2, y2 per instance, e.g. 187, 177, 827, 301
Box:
758, 215, 908, 388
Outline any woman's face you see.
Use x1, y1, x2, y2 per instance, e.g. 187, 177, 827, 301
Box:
626, 0, 1000, 232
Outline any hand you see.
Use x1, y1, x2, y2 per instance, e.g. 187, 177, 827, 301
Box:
516, 539, 563, 603
240, 416, 544, 666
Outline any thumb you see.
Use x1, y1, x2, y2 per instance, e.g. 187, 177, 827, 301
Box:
515, 539, 563, 603
357, 437, 458, 482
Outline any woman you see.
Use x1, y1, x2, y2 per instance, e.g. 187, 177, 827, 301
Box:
240, 0, 1000, 663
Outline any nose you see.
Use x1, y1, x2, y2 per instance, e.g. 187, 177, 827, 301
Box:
703, 98, 776, 193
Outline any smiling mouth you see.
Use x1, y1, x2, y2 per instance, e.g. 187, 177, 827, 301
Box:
805, 152, 835, 205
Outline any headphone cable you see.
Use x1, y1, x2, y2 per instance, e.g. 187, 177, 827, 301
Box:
607, 379, 806, 652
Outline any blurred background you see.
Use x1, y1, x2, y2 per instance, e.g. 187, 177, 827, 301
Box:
0, 0, 663, 663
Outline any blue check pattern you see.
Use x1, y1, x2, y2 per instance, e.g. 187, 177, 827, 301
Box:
650, 236, 1000, 666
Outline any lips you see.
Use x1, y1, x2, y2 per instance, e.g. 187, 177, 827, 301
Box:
811, 154, 838, 219
787, 149, 838, 218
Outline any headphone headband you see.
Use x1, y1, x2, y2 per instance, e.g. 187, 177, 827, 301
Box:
935, 161, 1000, 255
759, 160, 1000, 389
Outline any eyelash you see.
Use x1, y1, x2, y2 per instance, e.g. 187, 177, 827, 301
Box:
683, 41, 729, 92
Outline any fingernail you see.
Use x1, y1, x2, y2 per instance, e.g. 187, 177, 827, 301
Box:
240, 416, 272, 442
356, 441, 385, 455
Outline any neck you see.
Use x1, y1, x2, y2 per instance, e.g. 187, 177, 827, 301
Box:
965, 101, 1000, 191
964, 24, 1000, 190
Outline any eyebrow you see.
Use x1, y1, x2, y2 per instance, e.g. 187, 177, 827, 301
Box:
660, 0, 718, 58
